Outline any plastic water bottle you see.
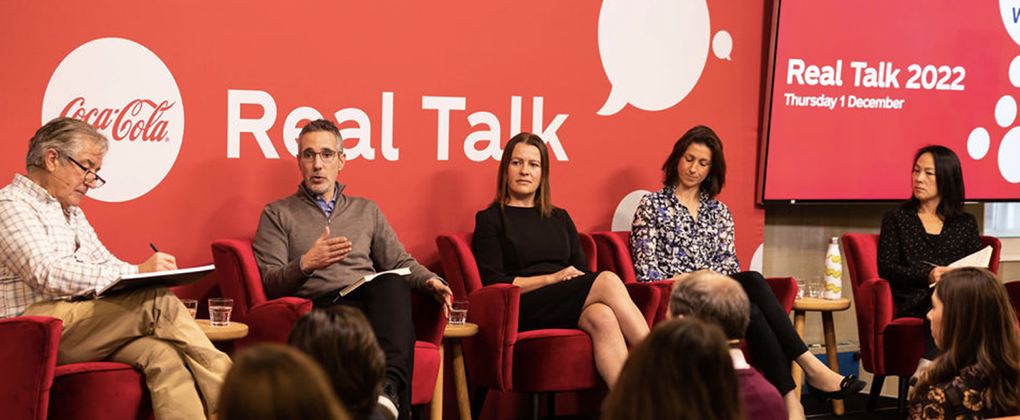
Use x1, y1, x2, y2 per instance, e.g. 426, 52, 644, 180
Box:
823, 237, 843, 299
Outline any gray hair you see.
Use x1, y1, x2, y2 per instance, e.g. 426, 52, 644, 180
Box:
26, 117, 108, 171
298, 119, 343, 153
669, 271, 750, 340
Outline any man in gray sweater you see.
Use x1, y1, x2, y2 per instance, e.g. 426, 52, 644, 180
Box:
253, 119, 452, 420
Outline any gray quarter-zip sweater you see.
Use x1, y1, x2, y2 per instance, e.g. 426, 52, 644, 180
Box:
253, 183, 436, 300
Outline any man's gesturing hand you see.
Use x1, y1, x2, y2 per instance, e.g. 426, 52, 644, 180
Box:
301, 227, 352, 272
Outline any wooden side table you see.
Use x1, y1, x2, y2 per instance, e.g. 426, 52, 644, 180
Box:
194, 319, 249, 342
791, 297, 852, 416
441, 322, 479, 420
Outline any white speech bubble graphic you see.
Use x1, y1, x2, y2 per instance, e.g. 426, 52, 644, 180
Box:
713, 30, 733, 60
612, 189, 652, 231
597, 0, 711, 115
749, 243, 763, 273
1002, 0, 1020, 47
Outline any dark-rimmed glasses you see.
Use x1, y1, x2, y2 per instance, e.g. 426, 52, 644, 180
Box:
65, 156, 106, 188
299, 149, 339, 163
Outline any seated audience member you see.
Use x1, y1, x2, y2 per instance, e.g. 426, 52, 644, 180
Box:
219, 343, 351, 420
0, 117, 231, 420
472, 132, 649, 387
878, 145, 982, 373
908, 267, 1020, 420
289, 306, 388, 420
630, 125, 863, 418
253, 119, 452, 420
668, 270, 787, 420
600, 317, 742, 420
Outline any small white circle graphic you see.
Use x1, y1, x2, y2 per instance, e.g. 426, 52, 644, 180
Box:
999, 127, 1020, 183
41, 38, 184, 202
996, 95, 1017, 128
967, 127, 990, 160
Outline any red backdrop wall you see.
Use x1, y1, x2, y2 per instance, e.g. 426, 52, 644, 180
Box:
0, 0, 767, 278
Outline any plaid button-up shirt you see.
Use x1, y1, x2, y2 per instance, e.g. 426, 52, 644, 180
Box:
0, 174, 137, 319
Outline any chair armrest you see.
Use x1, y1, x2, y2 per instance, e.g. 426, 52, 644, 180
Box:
463, 284, 520, 391
765, 276, 798, 313
234, 297, 313, 348
643, 280, 676, 323
624, 283, 660, 327
854, 276, 896, 372
0, 316, 62, 420
412, 292, 446, 346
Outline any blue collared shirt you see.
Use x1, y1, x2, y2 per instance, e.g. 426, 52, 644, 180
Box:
301, 183, 339, 218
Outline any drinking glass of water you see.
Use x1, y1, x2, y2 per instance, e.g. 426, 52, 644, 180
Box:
208, 298, 233, 327
449, 300, 469, 326
180, 299, 198, 319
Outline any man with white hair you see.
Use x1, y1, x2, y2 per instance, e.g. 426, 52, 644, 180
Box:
0, 117, 231, 420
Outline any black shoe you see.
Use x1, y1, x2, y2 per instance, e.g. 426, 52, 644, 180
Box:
807, 374, 867, 401
378, 381, 400, 420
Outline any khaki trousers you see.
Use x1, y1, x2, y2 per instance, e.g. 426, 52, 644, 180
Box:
23, 287, 232, 420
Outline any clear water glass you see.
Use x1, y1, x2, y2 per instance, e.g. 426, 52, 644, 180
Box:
208, 297, 233, 327
449, 300, 468, 326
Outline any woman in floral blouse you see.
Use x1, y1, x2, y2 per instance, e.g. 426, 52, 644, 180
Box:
630, 126, 864, 419
909, 267, 1020, 420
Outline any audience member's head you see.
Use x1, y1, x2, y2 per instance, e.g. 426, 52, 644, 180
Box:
668, 269, 749, 340
600, 317, 742, 420
662, 125, 727, 198
219, 343, 350, 420
913, 267, 1020, 414
288, 306, 386, 420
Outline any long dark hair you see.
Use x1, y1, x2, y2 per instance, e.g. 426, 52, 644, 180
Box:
288, 307, 385, 420
905, 145, 965, 218
661, 125, 727, 198
600, 318, 743, 420
493, 132, 553, 217
911, 268, 1020, 415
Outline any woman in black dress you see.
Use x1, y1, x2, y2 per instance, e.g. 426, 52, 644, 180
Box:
472, 132, 649, 388
878, 145, 983, 364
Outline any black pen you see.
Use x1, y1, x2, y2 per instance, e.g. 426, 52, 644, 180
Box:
150, 243, 159, 253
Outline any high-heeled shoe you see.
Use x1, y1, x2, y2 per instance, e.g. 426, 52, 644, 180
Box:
807, 374, 867, 401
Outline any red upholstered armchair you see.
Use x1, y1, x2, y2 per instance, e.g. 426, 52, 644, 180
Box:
841, 233, 1001, 413
591, 230, 798, 322
210, 238, 444, 411
0, 316, 151, 420
435, 232, 659, 420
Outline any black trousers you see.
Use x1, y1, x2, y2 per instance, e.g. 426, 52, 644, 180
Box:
313, 274, 416, 420
732, 271, 809, 395
892, 288, 939, 360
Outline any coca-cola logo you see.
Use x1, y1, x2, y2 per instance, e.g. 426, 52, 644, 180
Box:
41, 38, 184, 202
61, 97, 174, 142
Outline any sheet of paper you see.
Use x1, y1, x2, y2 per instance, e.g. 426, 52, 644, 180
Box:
948, 246, 993, 269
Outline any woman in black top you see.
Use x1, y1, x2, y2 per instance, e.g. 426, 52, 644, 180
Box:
472, 132, 649, 388
877, 145, 982, 360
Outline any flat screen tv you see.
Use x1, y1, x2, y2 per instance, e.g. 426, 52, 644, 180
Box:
758, 0, 1020, 201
